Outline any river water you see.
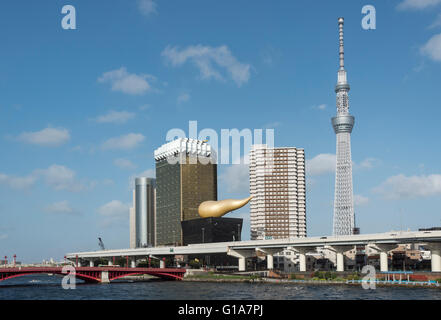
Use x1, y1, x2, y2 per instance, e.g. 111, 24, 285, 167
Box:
1, 274, 441, 300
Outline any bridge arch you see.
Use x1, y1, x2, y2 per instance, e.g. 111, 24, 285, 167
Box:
0, 267, 185, 284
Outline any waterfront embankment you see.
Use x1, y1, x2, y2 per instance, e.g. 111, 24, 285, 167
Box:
181, 271, 441, 289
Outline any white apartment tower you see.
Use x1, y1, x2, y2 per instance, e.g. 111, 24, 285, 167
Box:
249, 145, 306, 240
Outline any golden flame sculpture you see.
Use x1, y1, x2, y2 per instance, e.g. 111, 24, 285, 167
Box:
198, 196, 253, 218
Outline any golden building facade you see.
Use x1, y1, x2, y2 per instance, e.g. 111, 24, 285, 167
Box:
154, 139, 217, 246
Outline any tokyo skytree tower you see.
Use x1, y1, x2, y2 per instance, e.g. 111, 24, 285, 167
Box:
332, 17, 355, 236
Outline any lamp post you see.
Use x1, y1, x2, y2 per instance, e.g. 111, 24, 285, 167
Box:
4, 256, 7, 267
13, 254, 16, 268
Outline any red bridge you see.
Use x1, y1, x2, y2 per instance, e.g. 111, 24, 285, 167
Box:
0, 267, 186, 283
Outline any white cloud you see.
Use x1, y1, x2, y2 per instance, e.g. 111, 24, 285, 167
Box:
0, 234, 8, 240
312, 104, 327, 110
397, 0, 441, 10
263, 121, 282, 129
421, 33, 441, 61
307, 154, 380, 176
177, 93, 191, 104
138, 0, 157, 16
306, 177, 316, 189
70, 145, 83, 152
102, 133, 145, 150
137, 169, 156, 178
373, 174, 441, 199
97, 200, 130, 227
139, 104, 150, 111
162, 45, 251, 87
261, 46, 281, 67
114, 158, 137, 170
102, 179, 115, 186
17, 127, 70, 147
220, 163, 249, 194
0, 173, 37, 189
98, 200, 130, 217
306, 153, 336, 176
35, 165, 86, 192
94, 110, 135, 124
44, 201, 80, 216
128, 169, 156, 189
354, 194, 369, 206
358, 158, 380, 169
98, 67, 154, 95
429, 13, 441, 28
1, 165, 92, 192
262, 53, 274, 66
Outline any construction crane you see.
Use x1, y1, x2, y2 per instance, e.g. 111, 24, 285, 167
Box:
98, 237, 105, 251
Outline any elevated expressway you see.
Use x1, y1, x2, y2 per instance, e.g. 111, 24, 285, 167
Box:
66, 230, 441, 273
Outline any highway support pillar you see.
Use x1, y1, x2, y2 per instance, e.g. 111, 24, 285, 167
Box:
329, 245, 353, 272
89, 260, 94, 267
227, 249, 256, 272
256, 248, 283, 270
131, 258, 136, 268
372, 244, 397, 272
108, 260, 113, 266
425, 243, 441, 272
432, 248, 441, 273
293, 247, 316, 272
160, 258, 166, 269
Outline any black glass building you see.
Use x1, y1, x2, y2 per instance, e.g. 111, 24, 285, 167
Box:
181, 217, 243, 245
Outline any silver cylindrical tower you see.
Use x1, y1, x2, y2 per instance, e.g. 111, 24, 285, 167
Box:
135, 177, 156, 247
332, 17, 356, 236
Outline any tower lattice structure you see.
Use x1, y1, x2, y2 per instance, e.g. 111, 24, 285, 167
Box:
332, 17, 355, 236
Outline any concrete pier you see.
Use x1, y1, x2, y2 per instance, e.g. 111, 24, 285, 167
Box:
101, 271, 110, 284
293, 247, 316, 272
227, 249, 256, 272
373, 244, 397, 272
330, 245, 353, 272
256, 248, 282, 270
426, 244, 441, 272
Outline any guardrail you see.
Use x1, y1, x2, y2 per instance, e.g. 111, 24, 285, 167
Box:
345, 279, 440, 287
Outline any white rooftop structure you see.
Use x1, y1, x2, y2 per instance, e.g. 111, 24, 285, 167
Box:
154, 138, 215, 161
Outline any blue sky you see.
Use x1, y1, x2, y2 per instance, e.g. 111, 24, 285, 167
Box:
1, 0, 441, 263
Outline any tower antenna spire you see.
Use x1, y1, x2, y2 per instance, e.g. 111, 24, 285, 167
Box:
338, 17, 345, 70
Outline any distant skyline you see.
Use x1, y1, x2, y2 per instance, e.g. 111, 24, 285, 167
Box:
1, 1, 441, 262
